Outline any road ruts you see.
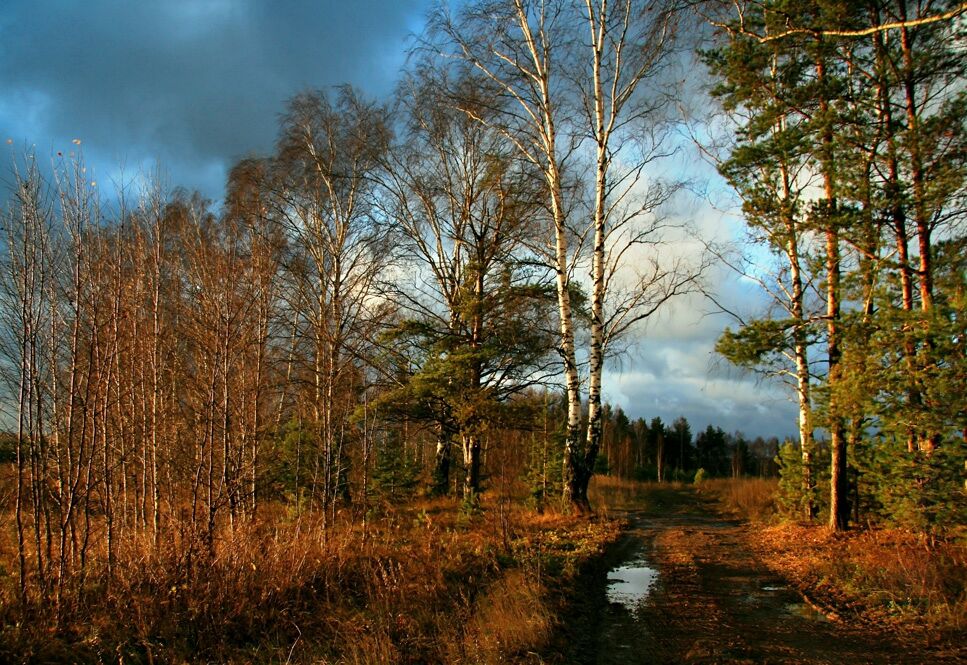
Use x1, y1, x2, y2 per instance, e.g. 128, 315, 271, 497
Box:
543, 486, 961, 665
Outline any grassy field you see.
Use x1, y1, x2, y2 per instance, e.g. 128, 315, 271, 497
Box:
5, 474, 962, 661
0, 493, 621, 664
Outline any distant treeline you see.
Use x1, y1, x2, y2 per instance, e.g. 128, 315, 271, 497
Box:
593, 407, 779, 482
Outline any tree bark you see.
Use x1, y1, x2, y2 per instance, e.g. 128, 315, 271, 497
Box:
816, 51, 849, 531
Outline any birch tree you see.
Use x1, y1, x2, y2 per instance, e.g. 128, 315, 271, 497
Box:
0, 154, 55, 603
575, 0, 703, 509
434, 0, 586, 508
272, 88, 392, 523
380, 71, 555, 499
435, 0, 700, 510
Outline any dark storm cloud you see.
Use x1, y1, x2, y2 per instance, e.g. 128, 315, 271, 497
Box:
0, 0, 427, 195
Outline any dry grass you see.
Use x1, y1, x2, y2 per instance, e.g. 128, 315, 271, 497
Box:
588, 475, 688, 513
699, 478, 967, 640
0, 495, 620, 664
752, 522, 967, 639
697, 477, 779, 522
457, 570, 552, 663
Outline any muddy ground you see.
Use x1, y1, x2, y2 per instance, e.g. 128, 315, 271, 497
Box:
543, 485, 962, 664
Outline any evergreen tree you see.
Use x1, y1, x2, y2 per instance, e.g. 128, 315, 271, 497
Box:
706, 0, 966, 532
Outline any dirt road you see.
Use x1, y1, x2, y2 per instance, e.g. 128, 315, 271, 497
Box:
545, 486, 957, 664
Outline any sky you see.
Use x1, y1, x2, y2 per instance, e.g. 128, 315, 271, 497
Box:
0, 0, 798, 440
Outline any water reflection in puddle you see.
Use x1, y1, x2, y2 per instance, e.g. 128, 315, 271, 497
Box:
606, 558, 658, 612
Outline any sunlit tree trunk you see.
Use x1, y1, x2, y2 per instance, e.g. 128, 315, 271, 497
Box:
816, 52, 849, 532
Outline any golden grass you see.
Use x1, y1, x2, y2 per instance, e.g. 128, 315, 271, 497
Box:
752, 522, 967, 638
700, 478, 967, 639
457, 570, 552, 663
0, 494, 621, 664
588, 475, 689, 513
697, 477, 779, 522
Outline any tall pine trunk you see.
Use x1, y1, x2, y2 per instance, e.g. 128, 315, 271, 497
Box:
816, 49, 849, 531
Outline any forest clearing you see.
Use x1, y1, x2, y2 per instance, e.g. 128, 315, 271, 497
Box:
0, 0, 964, 662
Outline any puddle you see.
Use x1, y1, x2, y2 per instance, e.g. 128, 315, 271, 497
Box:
741, 584, 791, 606
786, 602, 829, 622
606, 558, 658, 612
